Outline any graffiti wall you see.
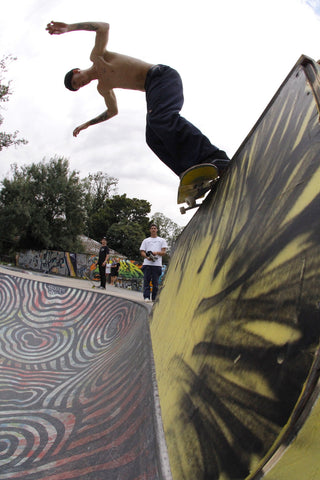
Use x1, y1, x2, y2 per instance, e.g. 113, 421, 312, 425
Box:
16, 250, 144, 281
17, 250, 78, 276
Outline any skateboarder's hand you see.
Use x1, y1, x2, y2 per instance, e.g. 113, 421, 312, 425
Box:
73, 123, 89, 137
146, 251, 157, 261
46, 21, 69, 35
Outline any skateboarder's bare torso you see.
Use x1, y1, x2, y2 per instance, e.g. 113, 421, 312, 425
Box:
94, 51, 154, 92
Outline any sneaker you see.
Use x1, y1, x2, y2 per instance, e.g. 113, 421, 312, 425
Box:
144, 298, 150, 302
204, 151, 230, 177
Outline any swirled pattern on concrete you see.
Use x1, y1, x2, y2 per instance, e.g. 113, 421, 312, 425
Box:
151, 55, 320, 479
0, 272, 162, 479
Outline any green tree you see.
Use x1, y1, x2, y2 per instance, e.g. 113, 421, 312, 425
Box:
104, 196, 151, 258
83, 186, 151, 249
0, 55, 27, 151
85, 207, 114, 242
106, 194, 151, 228
106, 222, 146, 261
82, 171, 118, 212
82, 171, 118, 240
0, 157, 85, 253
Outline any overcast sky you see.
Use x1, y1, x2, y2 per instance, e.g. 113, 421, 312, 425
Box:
1, 0, 320, 227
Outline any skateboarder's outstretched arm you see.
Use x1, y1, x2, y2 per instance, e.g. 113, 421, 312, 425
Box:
73, 89, 118, 137
46, 21, 118, 137
46, 21, 110, 56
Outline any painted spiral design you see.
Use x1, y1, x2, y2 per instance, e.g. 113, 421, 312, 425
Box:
0, 410, 75, 469
20, 282, 96, 327
0, 273, 159, 479
0, 276, 20, 324
0, 323, 74, 365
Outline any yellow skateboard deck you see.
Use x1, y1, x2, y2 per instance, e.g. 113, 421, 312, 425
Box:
177, 163, 219, 214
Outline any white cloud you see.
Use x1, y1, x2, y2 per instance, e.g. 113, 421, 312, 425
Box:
303, 0, 320, 16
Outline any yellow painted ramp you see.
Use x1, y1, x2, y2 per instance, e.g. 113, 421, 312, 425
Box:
151, 55, 320, 480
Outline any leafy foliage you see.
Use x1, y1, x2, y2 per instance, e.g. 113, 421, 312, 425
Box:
0, 158, 182, 261
107, 222, 147, 261
0, 157, 85, 252
82, 171, 151, 257
82, 171, 118, 212
0, 55, 28, 151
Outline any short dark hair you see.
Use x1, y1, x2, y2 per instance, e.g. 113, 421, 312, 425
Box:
64, 69, 78, 91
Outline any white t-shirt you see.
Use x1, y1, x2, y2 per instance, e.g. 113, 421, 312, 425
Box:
140, 236, 168, 266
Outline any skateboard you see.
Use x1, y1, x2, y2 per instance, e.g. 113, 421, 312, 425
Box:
177, 163, 219, 214
146, 251, 158, 262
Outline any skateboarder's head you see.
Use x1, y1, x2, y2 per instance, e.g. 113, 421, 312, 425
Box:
64, 68, 91, 91
64, 69, 79, 91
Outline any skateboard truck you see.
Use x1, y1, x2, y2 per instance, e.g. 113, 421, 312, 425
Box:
177, 163, 220, 214
179, 179, 218, 214
179, 186, 209, 214
180, 202, 200, 214
180, 205, 197, 214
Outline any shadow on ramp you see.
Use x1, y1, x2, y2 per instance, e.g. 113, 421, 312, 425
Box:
0, 270, 168, 479
151, 55, 320, 479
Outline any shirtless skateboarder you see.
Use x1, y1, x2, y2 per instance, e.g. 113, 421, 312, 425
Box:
46, 20, 230, 177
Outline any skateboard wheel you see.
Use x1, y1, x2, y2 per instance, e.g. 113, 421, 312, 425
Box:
180, 206, 187, 214
186, 198, 196, 208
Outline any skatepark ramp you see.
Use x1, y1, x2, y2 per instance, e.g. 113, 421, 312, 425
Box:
0, 268, 170, 480
150, 55, 320, 480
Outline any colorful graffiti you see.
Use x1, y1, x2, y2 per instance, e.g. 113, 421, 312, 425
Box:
16, 251, 144, 282
83, 257, 144, 284
17, 250, 79, 277
119, 260, 143, 279
151, 55, 320, 479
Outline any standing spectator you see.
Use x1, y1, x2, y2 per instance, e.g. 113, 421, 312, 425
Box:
97, 237, 109, 289
110, 258, 121, 286
140, 225, 167, 302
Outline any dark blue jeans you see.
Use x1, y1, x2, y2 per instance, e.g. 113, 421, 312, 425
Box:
145, 65, 229, 176
142, 265, 162, 300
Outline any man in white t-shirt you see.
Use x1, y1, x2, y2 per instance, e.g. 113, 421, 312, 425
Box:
140, 224, 167, 302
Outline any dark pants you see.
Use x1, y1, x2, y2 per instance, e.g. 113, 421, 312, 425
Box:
142, 265, 162, 300
145, 65, 230, 176
98, 263, 106, 288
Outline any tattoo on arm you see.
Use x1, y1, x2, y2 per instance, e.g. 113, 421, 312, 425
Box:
74, 22, 99, 32
88, 111, 109, 126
